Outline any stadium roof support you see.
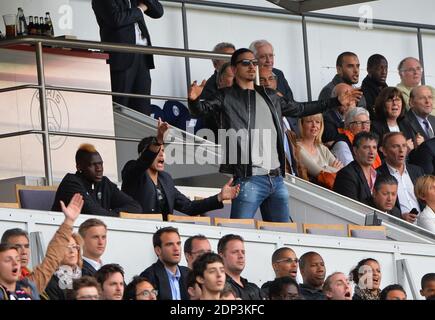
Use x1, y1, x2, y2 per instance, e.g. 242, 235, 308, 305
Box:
267, 0, 377, 14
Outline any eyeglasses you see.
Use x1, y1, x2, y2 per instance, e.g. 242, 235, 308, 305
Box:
385, 97, 402, 104
67, 244, 80, 252
401, 67, 423, 74
276, 258, 299, 264
137, 289, 158, 298
350, 120, 371, 126
236, 59, 259, 67
76, 295, 100, 300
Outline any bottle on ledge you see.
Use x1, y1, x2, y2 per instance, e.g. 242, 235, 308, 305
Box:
28, 16, 37, 36
16, 7, 28, 36
45, 12, 54, 37
39, 17, 45, 36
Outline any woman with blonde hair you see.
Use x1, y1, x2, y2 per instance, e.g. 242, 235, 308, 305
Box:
42, 233, 83, 300
414, 175, 435, 233
297, 113, 343, 187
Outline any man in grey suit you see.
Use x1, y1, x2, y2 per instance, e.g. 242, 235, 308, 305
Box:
405, 85, 435, 142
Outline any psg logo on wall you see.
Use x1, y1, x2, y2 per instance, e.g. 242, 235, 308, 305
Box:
31, 89, 69, 150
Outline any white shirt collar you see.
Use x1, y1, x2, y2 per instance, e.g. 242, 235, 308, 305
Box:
83, 256, 102, 271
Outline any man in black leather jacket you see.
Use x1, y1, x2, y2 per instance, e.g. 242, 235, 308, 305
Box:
188, 48, 360, 222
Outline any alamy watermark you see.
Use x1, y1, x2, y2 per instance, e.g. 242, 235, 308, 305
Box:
164, 126, 274, 168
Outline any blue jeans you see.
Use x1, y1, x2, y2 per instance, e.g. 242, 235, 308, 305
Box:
230, 175, 291, 222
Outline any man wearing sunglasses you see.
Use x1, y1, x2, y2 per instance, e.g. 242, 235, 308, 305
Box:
188, 48, 361, 222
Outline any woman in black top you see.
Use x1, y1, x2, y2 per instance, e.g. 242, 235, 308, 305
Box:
371, 87, 421, 149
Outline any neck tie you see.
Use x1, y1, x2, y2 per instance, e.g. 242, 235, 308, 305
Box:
423, 120, 434, 139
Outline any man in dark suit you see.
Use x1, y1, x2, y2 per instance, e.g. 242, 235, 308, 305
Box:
140, 227, 189, 300
333, 131, 378, 206
78, 218, 108, 276
405, 85, 435, 141
409, 137, 435, 174
91, 0, 163, 115
200, 42, 236, 100
378, 132, 424, 223
121, 120, 240, 220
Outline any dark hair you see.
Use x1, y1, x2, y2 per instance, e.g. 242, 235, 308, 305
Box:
217, 234, 244, 254
353, 131, 378, 149
75, 143, 98, 165
374, 174, 398, 192
299, 251, 321, 270
137, 137, 155, 155
381, 132, 406, 148
1, 228, 29, 244
184, 235, 208, 254
350, 258, 379, 284
0, 243, 19, 254
380, 284, 406, 300
367, 54, 387, 69
192, 252, 224, 285
271, 247, 294, 263
374, 87, 406, 120
72, 276, 101, 299
123, 276, 154, 300
78, 218, 107, 238
152, 226, 180, 248
268, 276, 300, 300
95, 263, 125, 286
421, 273, 435, 290
336, 51, 357, 67
186, 270, 197, 289
230, 48, 253, 67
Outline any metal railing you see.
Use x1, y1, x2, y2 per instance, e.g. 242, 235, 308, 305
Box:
0, 36, 232, 185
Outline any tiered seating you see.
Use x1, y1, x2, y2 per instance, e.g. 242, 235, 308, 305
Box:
15, 184, 57, 211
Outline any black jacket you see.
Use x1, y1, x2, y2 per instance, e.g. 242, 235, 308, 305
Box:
81, 260, 98, 277
376, 162, 425, 213
52, 172, 142, 216
333, 161, 373, 206
322, 108, 345, 144
43, 274, 71, 300
299, 284, 326, 300
361, 75, 387, 119
91, 0, 163, 71
140, 260, 190, 300
318, 74, 367, 109
367, 197, 402, 220
121, 149, 223, 220
274, 68, 294, 102
226, 274, 263, 300
189, 83, 341, 178
371, 118, 415, 147
409, 138, 435, 174
404, 109, 435, 141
